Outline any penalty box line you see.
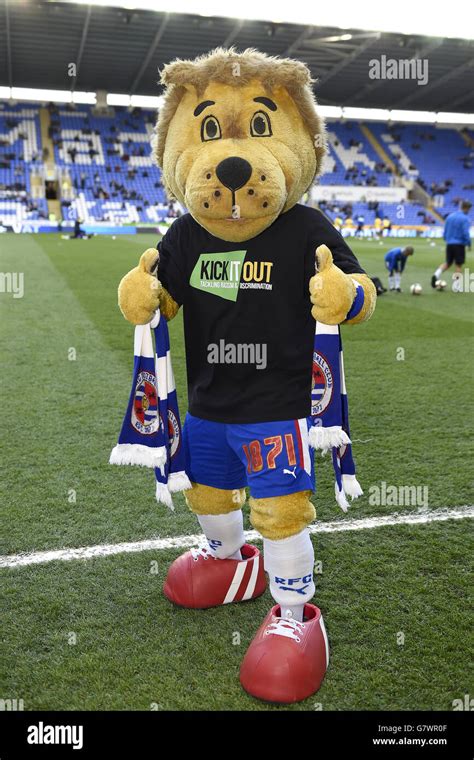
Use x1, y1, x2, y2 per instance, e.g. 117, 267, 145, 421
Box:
1, 505, 473, 569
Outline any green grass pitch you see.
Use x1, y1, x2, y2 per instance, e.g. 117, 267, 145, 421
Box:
0, 231, 473, 711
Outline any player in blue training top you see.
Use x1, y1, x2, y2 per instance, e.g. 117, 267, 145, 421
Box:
432, 200, 471, 291
384, 245, 414, 292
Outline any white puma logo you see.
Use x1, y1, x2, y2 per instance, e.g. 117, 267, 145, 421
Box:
283, 467, 297, 479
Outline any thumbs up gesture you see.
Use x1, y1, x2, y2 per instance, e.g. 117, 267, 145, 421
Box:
309, 245, 357, 325
118, 248, 161, 325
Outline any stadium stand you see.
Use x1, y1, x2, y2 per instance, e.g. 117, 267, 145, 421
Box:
1, 101, 472, 231
0, 102, 49, 226
370, 122, 474, 211
50, 103, 169, 225
320, 122, 394, 188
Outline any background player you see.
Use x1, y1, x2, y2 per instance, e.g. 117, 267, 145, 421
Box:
374, 216, 383, 239
382, 216, 392, 237
432, 200, 472, 291
355, 214, 365, 237
384, 245, 414, 291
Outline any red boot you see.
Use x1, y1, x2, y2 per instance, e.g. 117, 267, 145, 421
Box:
163, 543, 266, 609
240, 604, 329, 703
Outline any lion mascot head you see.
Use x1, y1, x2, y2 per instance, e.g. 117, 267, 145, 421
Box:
153, 47, 326, 243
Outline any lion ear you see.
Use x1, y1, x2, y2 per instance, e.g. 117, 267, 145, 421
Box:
180, 82, 198, 103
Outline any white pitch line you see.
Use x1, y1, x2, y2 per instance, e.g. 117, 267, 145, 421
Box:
1, 506, 473, 570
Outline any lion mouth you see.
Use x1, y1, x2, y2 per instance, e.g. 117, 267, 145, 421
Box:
186, 179, 283, 222
217, 211, 277, 222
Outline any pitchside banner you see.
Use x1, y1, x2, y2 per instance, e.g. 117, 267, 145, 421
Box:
0, 222, 167, 235
0, 222, 60, 234
311, 186, 408, 203
0, 222, 138, 235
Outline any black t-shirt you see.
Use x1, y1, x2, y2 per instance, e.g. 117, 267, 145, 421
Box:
158, 203, 366, 424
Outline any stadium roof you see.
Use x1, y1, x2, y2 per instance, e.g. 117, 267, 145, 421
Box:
1, 0, 473, 113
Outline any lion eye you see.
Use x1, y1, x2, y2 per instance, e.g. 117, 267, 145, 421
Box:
250, 111, 272, 137
201, 115, 221, 142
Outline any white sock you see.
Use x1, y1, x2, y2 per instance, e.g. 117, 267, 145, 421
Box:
197, 511, 244, 560
434, 267, 443, 279
280, 603, 305, 621
452, 272, 462, 292
263, 529, 315, 621
394, 273, 401, 289
388, 275, 395, 289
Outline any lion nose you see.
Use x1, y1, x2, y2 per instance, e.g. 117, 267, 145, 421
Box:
215, 157, 252, 192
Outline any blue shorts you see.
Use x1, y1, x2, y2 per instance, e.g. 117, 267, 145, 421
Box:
385, 261, 400, 275
183, 413, 315, 499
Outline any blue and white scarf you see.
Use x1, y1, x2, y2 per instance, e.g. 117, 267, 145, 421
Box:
111, 290, 363, 513
110, 311, 191, 509
309, 322, 363, 512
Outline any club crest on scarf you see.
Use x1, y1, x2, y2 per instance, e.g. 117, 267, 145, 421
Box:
167, 409, 181, 459
132, 370, 162, 435
311, 351, 333, 417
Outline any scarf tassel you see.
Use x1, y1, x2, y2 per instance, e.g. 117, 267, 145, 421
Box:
334, 475, 364, 513
168, 471, 193, 493
342, 473, 363, 499
109, 443, 166, 469
335, 483, 350, 513
155, 473, 193, 512
309, 425, 351, 454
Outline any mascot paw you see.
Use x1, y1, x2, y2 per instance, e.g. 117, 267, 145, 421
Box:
309, 245, 356, 325
118, 248, 161, 325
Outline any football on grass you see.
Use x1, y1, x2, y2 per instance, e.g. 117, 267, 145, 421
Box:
435, 279, 447, 290
410, 283, 423, 295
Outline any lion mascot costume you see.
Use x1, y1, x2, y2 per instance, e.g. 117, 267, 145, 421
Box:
117, 48, 376, 703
